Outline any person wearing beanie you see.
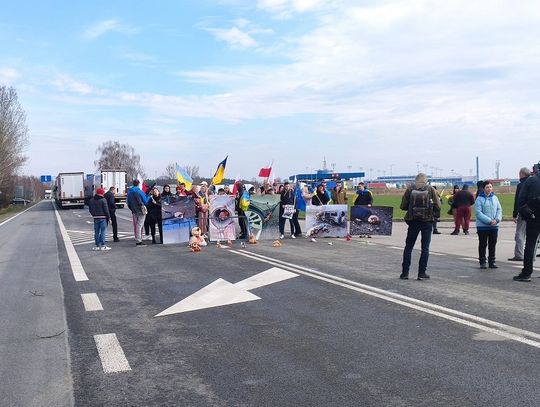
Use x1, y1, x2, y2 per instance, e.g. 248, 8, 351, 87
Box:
88, 187, 111, 251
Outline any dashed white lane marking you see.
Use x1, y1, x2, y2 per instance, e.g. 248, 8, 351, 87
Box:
54, 203, 89, 281
232, 249, 540, 349
461, 257, 478, 262
389, 246, 403, 250
81, 293, 104, 311
94, 334, 131, 373
430, 252, 446, 256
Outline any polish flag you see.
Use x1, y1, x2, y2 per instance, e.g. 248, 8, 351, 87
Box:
258, 166, 272, 178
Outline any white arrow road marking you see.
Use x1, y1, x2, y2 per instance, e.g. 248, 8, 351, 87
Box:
155, 267, 298, 317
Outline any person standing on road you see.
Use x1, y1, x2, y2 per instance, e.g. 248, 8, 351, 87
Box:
89, 187, 111, 251
513, 163, 540, 282
331, 180, 348, 205
353, 181, 373, 206
279, 182, 301, 239
104, 186, 119, 242
127, 179, 150, 246
451, 185, 475, 235
146, 187, 163, 244
432, 186, 441, 234
399, 173, 441, 280
474, 181, 503, 269
508, 167, 531, 261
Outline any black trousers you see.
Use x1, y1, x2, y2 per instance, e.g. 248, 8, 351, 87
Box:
144, 216, 151, 235
477, 229, 498, 264
148, 217, 163, 243
522, 220, 540, 276
238, 209, 248, 238
110, 211, 118, 239
279, 208, 301, 236
402, 221, 432, 274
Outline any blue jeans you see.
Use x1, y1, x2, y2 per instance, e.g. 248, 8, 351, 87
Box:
402, 221, 433, 274
94, 219, 107, 247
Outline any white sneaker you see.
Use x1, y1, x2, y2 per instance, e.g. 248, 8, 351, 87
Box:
143, 235, 153, 241
310, 238, 317, 242
291, 234, 296, 239
92, 246, 100, 251
100, 246, 111, 251
279, 234, 284, 239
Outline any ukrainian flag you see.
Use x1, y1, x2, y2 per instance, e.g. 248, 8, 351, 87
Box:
211, 156, 228, 186
175, 164, 193, 190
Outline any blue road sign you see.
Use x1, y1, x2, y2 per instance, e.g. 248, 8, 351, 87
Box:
40, 175, 52, 183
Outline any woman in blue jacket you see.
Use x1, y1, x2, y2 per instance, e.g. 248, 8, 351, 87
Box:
474, 181, 503, 269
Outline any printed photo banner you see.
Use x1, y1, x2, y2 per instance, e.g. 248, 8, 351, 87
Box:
350, 206, 393, 236
246, 194, 280, 240
305, 204, 348, 238
161, 195, 197, 244
209, 195, 236, 241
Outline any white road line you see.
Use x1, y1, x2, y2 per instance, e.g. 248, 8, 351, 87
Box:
430, 252, 446, 256
93, 334, 131, 373
54, 203, 89, 282
460, 257, 478, 262
231, 249, 540, 349
81, 293, 104, 311
389, 246, 403, 250
0, 202, 38, 227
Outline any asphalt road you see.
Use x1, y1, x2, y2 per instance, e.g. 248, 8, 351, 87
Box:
1, 200, 540, 406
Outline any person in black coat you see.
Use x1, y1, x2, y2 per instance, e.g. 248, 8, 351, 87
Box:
279, 182, 301, 239
104, 186, 119, 242
312, 184, 330, 206
88, 188, 111, 250
514, 163, 540, 281
146, 188, 163, 244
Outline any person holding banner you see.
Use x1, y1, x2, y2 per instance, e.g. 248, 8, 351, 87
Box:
312, 184, 330, 206
279, 182, 301, 239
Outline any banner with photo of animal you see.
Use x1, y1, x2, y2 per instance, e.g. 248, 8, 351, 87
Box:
246, 194, 280, 240
305, 204, 348, 238
350, 206, 393, 236
161, 195, 197, 244
208, 195, 236, 241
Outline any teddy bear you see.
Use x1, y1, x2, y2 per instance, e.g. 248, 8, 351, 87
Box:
189, 227, 207, 252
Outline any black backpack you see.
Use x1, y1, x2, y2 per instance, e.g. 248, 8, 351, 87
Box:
408, 187, 433, 221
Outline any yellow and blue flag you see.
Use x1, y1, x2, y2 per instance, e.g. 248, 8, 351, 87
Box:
211, 156, 228, 186
175, 164, 193, 191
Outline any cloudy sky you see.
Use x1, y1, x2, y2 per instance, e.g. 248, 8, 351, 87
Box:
1, 0, 539, 181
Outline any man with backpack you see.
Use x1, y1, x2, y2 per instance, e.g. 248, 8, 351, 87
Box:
399, 173, 441, 280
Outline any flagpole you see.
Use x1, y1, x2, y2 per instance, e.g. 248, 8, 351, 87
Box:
265, 158, 274, 186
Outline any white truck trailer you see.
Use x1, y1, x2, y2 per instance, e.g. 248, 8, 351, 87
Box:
55, 172, 85, 209
84, 170, 128, 208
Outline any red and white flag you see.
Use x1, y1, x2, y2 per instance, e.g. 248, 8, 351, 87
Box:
137, 174, 148, 193
258, 160, 273, 178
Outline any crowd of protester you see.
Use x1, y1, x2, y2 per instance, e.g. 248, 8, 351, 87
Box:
88, 163, 540, 282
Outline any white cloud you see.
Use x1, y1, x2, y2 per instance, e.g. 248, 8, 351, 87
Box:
0, 68, 20, 84
257, 0, 325, 18
82, 19, 139, 40
51, 75, 95, 95
207, 26, 258, 49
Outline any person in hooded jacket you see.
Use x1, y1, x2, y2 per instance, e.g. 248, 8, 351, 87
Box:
161, 184, 173, 200
474, 181, 503, 269
127, 179, 151, 246
399, 173, 441, 280
508, 167, 531, 261
89, 187, 111, 251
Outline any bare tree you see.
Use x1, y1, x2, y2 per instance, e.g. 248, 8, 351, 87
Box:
164, 162, 176, 180
94, 141, 144, 181
0, 86, 29, 196
184, 165, 200, 179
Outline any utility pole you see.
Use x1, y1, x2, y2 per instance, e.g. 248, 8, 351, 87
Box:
495, 160, 501, 179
